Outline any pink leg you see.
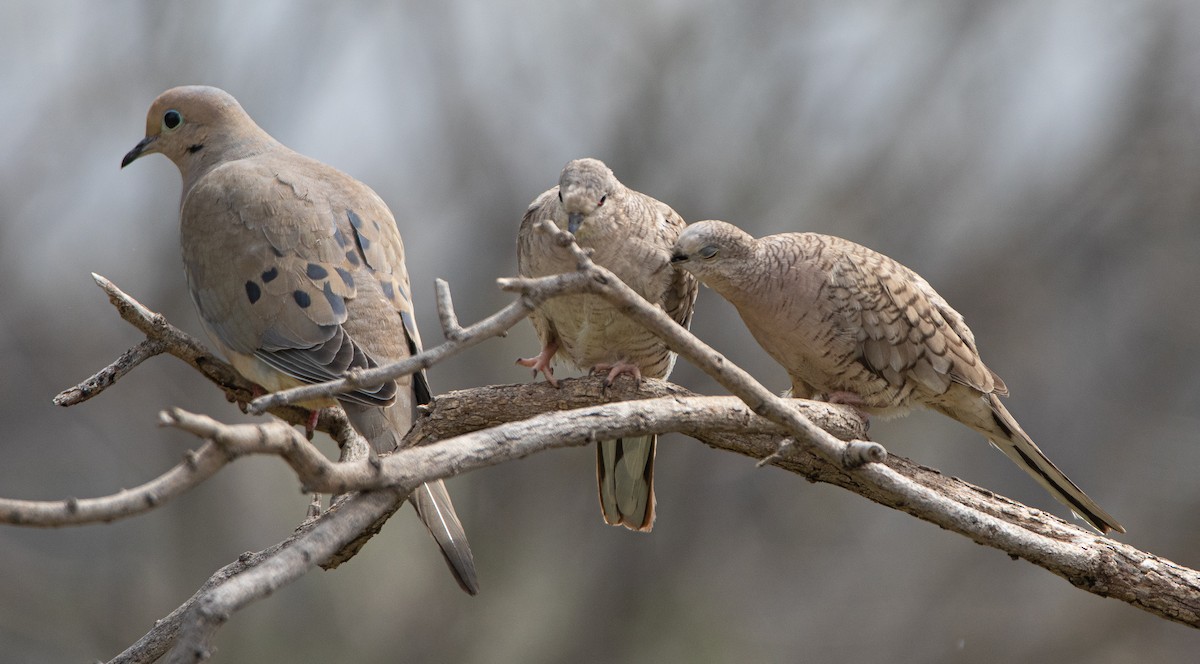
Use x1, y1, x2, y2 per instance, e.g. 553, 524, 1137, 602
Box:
228, 383, 267, 413
305, 409, 320, 440
591, 360, 643, 387
517, 339, 559, 387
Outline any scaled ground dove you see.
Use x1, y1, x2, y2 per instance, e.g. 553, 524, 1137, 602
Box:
121, 85, 480, 592
670, 219, 1123, 534
517, 158, 698, 531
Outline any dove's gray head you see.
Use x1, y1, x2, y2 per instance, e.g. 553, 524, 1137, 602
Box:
556, 157, 619, 235
121, 86, 277, 188
670, 220, 758, 287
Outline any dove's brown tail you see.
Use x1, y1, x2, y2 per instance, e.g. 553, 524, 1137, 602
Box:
948, 394, 1124, 535
344, 402, 480, 595
597, 435, 657, 532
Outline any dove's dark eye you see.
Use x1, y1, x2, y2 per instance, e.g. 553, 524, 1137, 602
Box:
698, 245, 718, 259
162, 110, 182, 130
557, 190, 564, 203
597, 195, 607, 207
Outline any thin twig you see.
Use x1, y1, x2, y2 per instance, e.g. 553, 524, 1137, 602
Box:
55, 274, 353, 438
435, 278, 467, 340
53, 338, 167, 406
244, 278, 579, 413
0, 441, 229, 526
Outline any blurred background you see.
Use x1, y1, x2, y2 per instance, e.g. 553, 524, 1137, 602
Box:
2, 1, 1198, 662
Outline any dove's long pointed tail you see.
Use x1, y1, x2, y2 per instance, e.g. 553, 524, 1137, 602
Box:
967, 395, 1124, 535
344, 402, 480, 594
597, 435, 657, 532
409, 480, 479, 594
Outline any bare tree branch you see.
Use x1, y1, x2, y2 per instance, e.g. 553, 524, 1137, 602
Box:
14, 233, 1198, 662
0, 441, 227, 526
134, 378, 1200, 660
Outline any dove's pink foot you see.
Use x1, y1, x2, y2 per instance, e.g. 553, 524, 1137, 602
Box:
517, 340, 559, 387
591, 360, 642, 387
305, 409, 320, 439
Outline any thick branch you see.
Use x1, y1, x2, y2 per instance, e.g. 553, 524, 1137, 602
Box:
161, 380, 865, 497
155, 380, 1200, 632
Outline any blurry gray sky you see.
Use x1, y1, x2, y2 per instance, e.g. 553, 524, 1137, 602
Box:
2, 1, 1199, 662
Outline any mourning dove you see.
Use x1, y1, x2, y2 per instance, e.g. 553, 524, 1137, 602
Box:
121, 85, 480, 592
670, 220, 1123, 534
517, 158, 698, 531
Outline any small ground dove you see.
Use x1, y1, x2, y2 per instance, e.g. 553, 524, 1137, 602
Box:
670, 219, 1123, 534
517, 158, 698, 531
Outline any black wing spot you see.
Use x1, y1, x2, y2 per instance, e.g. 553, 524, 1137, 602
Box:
322, 282, 346, 318
262, 267, 279, 283
306, 263, 328, 280
345, 250, 361, 267
347, 210, 365, 230
293, 290, 312, 308
381, 280, 395, 303
333, 227, 350, 248
244, 280, 261, 304
335, 267, 354, 289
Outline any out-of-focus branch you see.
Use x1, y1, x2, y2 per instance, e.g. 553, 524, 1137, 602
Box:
107, 489, 405, 664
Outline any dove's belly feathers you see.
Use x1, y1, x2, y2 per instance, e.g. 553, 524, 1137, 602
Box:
521, 221, 678, 380
538, 293, 674, 378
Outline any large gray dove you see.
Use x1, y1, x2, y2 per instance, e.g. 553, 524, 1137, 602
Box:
517, 158, 698, 531
670, 220, 1123, 534
121, 85, 480, 592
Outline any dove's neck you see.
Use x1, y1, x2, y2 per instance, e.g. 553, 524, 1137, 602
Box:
178, 127, 283, 195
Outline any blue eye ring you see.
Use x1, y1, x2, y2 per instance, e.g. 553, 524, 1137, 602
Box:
162, 109, 183, 131
698, 245, 718, 259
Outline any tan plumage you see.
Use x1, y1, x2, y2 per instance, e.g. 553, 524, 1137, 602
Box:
671, 220, 1123, 534
517, 158, 698, 531
122, 86, 479, 592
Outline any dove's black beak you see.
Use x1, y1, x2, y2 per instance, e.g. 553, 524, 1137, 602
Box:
567, 212, 584, 234
670, 252, 689, 264
121, 136, 157, 168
